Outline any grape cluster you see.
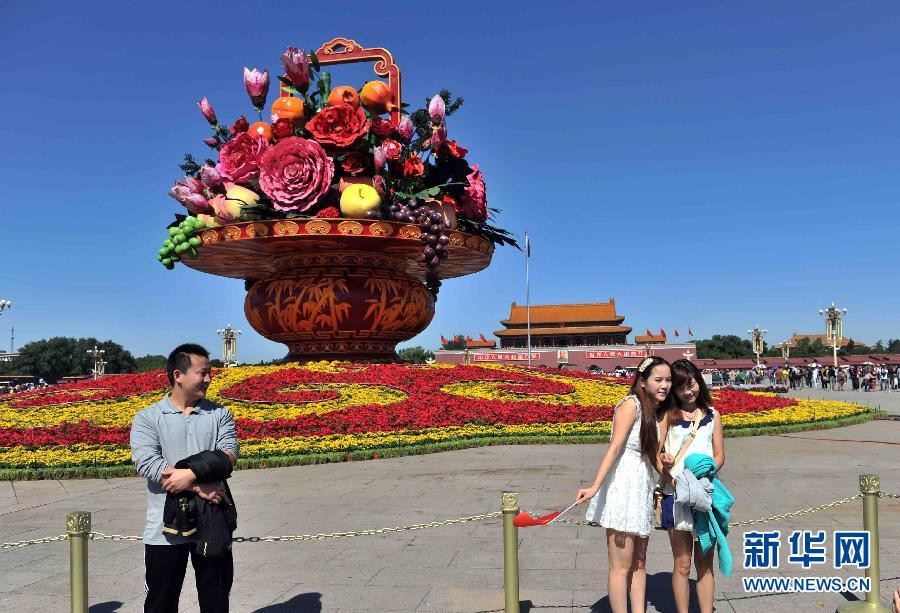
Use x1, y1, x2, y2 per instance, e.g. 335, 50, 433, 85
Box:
157, 217, 208, 269
387, 200, 450, 298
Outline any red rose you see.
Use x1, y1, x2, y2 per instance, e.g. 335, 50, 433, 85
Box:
215, 132, 270, 184
437, 139, 468, 159
381, 138, 402, 161
340, 152, 370, 175
272, 118, 294, 140
230, 115, 249, 135
371, 117, 395, 137
258, 137, 334, 212
401, 156, 424, 177
305, 104, 369, 148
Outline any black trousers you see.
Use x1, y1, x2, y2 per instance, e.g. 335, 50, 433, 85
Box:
144, 543, 233, 613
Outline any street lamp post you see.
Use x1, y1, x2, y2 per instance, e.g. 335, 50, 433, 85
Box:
89, 346, 106, 380
747, 325, 767, 368
217, 325, 242, 368
819, 302, 847, 368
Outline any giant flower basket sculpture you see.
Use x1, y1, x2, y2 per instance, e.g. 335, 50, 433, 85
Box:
159, 38, 516, 361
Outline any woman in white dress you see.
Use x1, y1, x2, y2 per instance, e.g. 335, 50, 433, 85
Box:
575, 356, 673, 613
657, 359, 725, 613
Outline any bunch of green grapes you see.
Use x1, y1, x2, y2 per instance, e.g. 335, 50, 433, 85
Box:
157, 217, 208, 269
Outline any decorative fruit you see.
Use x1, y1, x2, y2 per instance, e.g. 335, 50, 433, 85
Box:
248, 121, 272, 140
270, 96, 305, 123
338, 176, 385, 197
339, 184, 382, 218
360, 81, 396, 115
327, 86, 360, 109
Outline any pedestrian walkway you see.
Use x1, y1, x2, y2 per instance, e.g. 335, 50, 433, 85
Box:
1, 421, 898, 612
786, 387, 900, 416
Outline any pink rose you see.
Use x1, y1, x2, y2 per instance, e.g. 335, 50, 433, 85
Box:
458, 164, 487, 222
259, 137, 334, 212
381, 138, 402, 161
216, 132, 269, 184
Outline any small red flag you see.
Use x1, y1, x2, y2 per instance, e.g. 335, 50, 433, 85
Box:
660, 329, 667, 338
466, 335, 472, 342
674, 329, 680, 337
440, 335, 448, 345
646, 329, 652, 337
513, 511, 562, 527
479, 333, 487, 342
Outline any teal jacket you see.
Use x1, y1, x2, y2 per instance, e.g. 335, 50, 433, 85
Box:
684, 453, 734, 577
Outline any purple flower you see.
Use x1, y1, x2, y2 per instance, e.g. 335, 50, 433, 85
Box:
428, 95, 445, 121
197, 97, 217, 125
243, 67, 270, 110
200, 164, 225, 191
397, 116, 414, 142
203, 137, 219, 148
281, 47, 310, 93
169, 177, 211, 214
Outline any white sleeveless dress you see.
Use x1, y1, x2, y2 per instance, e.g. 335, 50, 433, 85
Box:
585, 395, 655, 537
661, 407, 716, 532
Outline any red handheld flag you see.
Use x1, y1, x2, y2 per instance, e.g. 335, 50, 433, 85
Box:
513, 511, 562, 527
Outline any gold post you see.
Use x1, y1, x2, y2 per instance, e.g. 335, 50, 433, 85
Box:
837, 475, 890, 612
67, 511, 91, 613
501, 491, 520, 613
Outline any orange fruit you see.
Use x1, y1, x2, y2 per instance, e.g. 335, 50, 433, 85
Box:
327, 86, 360, 109
360, 81, 397, 115
271, 96, 305, 123
248, 121, 272, 140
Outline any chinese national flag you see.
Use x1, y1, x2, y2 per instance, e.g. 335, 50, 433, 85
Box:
646, 329, 653, 337
513, 511, 562, 527
674, 329, 680, 337
466, 335, 472, 342
479, 333, 488, 342
440, 335, 448, 345
660, 329, 667, 338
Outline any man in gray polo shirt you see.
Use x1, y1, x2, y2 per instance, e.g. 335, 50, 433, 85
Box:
131, 343, 239, 613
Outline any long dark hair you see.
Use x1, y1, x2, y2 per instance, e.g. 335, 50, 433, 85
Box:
666, 359, 714, 426
628, 356, 673, 462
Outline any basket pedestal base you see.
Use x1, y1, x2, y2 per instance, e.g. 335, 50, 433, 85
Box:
243, 251, 435, 363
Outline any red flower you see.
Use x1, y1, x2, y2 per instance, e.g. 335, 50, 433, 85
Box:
370, 117, 395, 137
305, 104, 369, 148
437, 139, 468, 159
340, 152, 370, 175
271, 118, 294, 140
401, 156, 424, 177
458, 164, 488, 222
215, 132, 270, 184
258, 137, 334, 212
315, 206, 341, 218
381, 138, 402, 161
230, 115, 249, 135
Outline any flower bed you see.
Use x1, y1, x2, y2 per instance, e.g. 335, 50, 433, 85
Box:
0, 363, 872, 479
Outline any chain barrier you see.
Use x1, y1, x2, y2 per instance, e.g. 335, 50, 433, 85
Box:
2, 511, 502, 549
3, 492, 898, 550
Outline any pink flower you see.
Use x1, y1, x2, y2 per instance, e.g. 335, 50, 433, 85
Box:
243, 67, 270, 110
305, 104, 369, 149
281, 47, 310, 93
428, 95, 445, 121
215, 132, 270, 184
169, 177, 211, 214
197, 97, 217, 125
203, 137, 219, 148
458, 164, 487, 222
381, 138, 402, 161
209, 194, 239, 220
200, 165, 225, 191
373, 146, 386, 172
397, 116, 414, 142
258, 137, 334, 212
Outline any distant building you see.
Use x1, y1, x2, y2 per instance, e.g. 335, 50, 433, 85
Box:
494, 299, 632, 348
785, 333, 857, 348
0, 352, 19, 363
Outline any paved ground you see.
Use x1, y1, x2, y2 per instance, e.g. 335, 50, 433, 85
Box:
1, 420, 898, 612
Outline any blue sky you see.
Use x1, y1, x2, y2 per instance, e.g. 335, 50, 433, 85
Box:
1, 1, 898, 362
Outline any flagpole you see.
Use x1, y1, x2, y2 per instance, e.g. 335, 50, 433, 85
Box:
525, 231, 531, 367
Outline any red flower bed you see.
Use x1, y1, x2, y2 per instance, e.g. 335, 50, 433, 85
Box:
9, 372, 169, 408
713, 389, 796, 414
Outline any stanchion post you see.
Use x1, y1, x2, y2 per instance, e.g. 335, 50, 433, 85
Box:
837, 475, 890, 613
67, 511, 91, 613
501, 491, 520, 613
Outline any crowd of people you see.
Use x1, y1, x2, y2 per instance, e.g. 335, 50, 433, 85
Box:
0, 380, 52, 394
706, 364, 899, 391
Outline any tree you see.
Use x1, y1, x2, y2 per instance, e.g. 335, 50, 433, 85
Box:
441, 335, 468, 350
693, 335, 754, 359
135, 354, 167, 372
399, 346, 434, 364
9, 337, 137, 383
